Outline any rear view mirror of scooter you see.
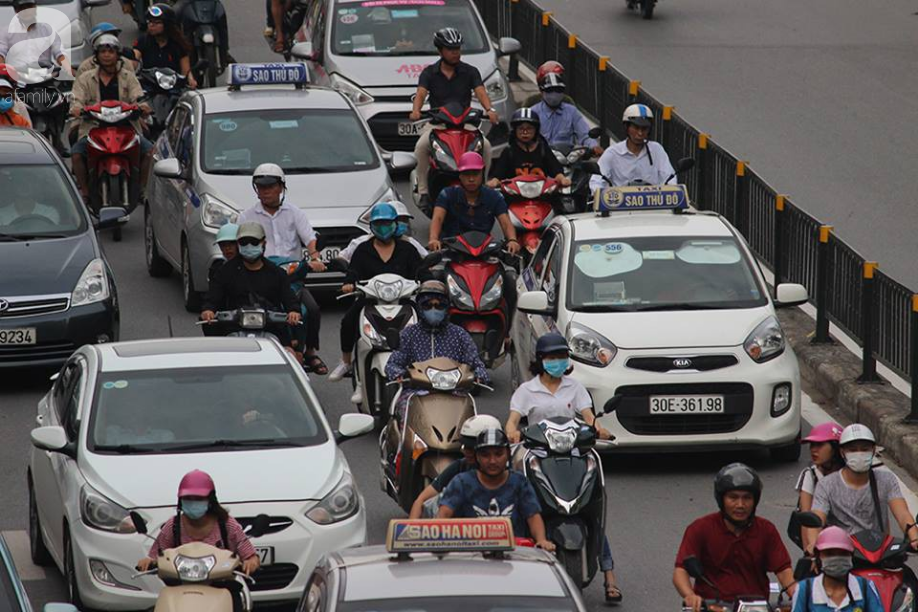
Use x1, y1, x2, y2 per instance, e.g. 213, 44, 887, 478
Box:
130, 511, 149, 536
791, 511, 824, 529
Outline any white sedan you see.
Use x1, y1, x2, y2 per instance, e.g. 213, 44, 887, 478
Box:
27, 337, 374, 611
512, 189, 809, 460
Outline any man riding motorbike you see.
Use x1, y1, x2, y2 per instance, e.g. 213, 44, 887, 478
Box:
530, 64, 602, 155
78, 23, 138, 76
589, 103, 676, 193
674, 463, 796, 612
410, 28, 498, 212
487, 107, 570, 188
0, 0, 74, 76
133, 4, 198, 89
69, 34, 153, 203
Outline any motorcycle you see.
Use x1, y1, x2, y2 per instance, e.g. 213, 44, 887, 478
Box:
178, 0, 228, 88
553, 144, 596, 213
16, 65, 68, 154
521, 417, 612, 589
379, 357, 479, 513
410, 102, 485, 216
499, 175, 559, 262
139, 67, 187, 141
683, 556, 791, 612
627, 0, 657, 20
197, 307, 297, 345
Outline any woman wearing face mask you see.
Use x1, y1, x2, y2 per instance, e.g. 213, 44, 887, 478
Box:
136, 470, 260, 575
791, 526, 883, 612
789, 423, 845, 546
0, 73, 29, 127
806, 424, 918, 555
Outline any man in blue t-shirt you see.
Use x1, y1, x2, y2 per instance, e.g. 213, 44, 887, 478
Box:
438, 428, 555, 551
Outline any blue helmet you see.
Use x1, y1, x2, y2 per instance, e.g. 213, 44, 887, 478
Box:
89, 22, 122, 46
369, 202, 398, 223
214, 223, 239, 244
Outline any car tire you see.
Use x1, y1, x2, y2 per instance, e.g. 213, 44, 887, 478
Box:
64, 530, 88, 611
770, 439, 801, 462
27, 476, 52, 566
182, 240, 202, 312
145, 208, 172, 278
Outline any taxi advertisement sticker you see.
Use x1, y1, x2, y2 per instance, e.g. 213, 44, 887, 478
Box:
386, 518, 514, 553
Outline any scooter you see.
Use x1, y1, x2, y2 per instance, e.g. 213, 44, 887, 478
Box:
139, 67, 188, 141
197, 307, 296, 345
17, 65, 68, 154
499, 175, 559, 262
553, 144, 595, 213
627, 0, 657, 20
379, 357, 479, 513
178, 0, 228, 88
521, 417, 610, 589
410, 103, 485, 216
682, 556, 791, 612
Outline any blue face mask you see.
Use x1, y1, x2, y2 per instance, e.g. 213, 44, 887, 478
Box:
542, 358, 570, 378
542, 91, 565, 108
422, 308, 447, 327
238, 243, 263, 262
181, 499, 209, 520
371, 222, 396, 241
0, 97, 14, 113
395, 221, 409, 238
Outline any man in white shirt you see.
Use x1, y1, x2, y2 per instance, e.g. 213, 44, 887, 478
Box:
589, 103, 675, 193
0, 0, 74, 76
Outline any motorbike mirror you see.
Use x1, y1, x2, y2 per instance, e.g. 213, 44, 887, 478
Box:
94, 206, 128, 230
387, 151, 417, 172
498, 37, 522, 57
683, 556, 706, 580
153, 158, 184, 180
314, 233, 327, 253
593, 439, 616, 451
82, 0, 110, 6
793, 557, 814, 582
587, 126, 603, 139
420, 251, 444, 268
130, 511, 148, 535
385, 328, 401, 351
335, 413, 375, 443
247, 514, 271, 539
675, 157, 696, 174
791, 511, 824, 529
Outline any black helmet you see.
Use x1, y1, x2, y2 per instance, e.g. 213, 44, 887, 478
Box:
535, 332, 569, 357
538, 72, 566, 92
475, 428, 509, 452
713, 463, 762, 511
511, 107, 540, 130
147, 3, 176, 23
433, 27, 462, 49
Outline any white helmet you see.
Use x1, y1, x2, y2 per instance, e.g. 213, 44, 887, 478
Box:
252, 163, 285, 187
622, 103, 653, 128
390, 200, 413, 220
93, 34, 122, 53
459, 414, 502, 446
839, 423, 876, 446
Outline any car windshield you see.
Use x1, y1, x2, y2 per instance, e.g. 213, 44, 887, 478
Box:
567, 236, 767, 312
339, 596, 577, 612
88, 366, 328, 454
201, 109, 379, 174
0, 165, 87, 239
331, 0, 489, 56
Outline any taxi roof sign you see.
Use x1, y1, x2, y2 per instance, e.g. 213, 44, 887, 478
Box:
386, 518, 515, 554
227, 63, 310, 90
593, 184, 689, 214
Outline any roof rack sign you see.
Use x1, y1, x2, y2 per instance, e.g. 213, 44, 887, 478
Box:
594, 184, 689, 213
227, 63, 310, 88
386, 518, 514, 554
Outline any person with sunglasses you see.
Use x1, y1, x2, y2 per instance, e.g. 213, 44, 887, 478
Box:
132, 4, 197, 89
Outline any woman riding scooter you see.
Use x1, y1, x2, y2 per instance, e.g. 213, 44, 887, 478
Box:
133, 4, 198, 88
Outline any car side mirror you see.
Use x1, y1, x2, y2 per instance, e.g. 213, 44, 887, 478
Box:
683, 556, 705, 580
498, 37, 522, 57
31, 426, 75, 458
247, 514, 271, 538
335, 413, 375, 443
44, 604, 80, 612
130, 511, 149, 535
386, 151, 417, 172
517, 291, 555, 317
153, 158, 184, 180
775, 283, 808, 308
588, 127, 603, 140
791, 510, 824, 529
94, 206, 128, 230
290, 42, 316, 61
385, 328, 401, 351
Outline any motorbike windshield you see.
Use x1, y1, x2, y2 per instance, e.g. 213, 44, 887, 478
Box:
568, 236, 768, 312
202, 109, 380, 174
0, 165, 88, 238
88, 365, 328, 454
331, 0, 489, 56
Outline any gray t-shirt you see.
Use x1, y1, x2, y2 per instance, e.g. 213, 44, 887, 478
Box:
812, 469, 903, 534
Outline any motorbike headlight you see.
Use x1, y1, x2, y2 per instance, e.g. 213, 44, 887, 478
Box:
553, 150, 566, 164
734, 602, 770, 612
329, 73, 374, 106
446, 274, 474, 310
479, 275, 503, 311
567, 322, 617, 367
240, 311, 266, 329
426, 367, 462, 391
517, 180, 545, 199
201, 194, 239, 229
306, 473, 360, 525
743, 316, 785, 363
374, 279, 403, 303
360, 313, 385, 348
155, 71, 178, 90
484, 70, 508, 103
71, 258, 110, 307
431, 139, 458, 171
174, 555, 216, 582
544, 428, 577, 454
80, 485, 135, 533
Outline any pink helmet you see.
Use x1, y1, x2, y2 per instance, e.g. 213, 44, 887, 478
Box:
802, 422, 843, 444
457, 151, 485, 173
177, 469, 216, 498
815, 526, 854, 553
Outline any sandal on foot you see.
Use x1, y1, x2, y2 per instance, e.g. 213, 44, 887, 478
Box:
304, 355, 328, 375
604, 582, 622, 604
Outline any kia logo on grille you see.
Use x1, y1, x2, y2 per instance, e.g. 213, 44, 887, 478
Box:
673, 358, 693, 369
0, 299, 8, 312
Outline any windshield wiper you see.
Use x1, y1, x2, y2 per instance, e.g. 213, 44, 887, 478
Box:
634, 303, 725, 312
0, 232, 29, 242
284, 166, 348, 174
574, 304, 635, 312
93, 444, 160, 454
164, 439, 301, 451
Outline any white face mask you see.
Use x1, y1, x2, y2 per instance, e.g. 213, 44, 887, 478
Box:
844, 450, 874, 473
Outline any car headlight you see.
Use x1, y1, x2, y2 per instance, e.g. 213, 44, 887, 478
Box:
375, 279, 403, 303
306, 473, 360, 525
743, 316, 785, 363
771, 383, 792, 417
484, 70, 508, 103
329, 73, 374, 105
80, 485, 135, 533
446, 274, 474, 310
517, 180, 545, 199
358, 189, 402, 226
174, 555, 216, 582
567, 322, 617, 367
479, 275, 503, 311
544, 428, 576, 454
360, 313, 385, 348
156, 71, 178, 90
426, 367, 462, 391
71, 258, 110, 307
201, 194, 239, 229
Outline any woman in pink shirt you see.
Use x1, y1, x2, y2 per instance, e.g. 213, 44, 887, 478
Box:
135, 470, 260, 575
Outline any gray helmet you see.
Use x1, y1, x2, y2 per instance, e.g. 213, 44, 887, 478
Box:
713, 463, 762, 511
433, 27, 462, 49
93, 34, 123, 53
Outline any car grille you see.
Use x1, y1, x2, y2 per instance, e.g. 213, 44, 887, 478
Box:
368, 112, 419, 152
235, 516, 293, 536
610, 382, 753, 435
626, 355, 739, 373
319, 226, 367, 248
250, 563, 298, 591
0, 341, 75, 364
0, 294, 70, 318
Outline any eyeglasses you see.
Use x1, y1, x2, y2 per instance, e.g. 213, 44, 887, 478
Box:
237, 238, 261, 246
420, 301, 447, 311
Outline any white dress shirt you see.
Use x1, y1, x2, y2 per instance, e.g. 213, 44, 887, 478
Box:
589, 139, 676, 192
237, 201, 317, 260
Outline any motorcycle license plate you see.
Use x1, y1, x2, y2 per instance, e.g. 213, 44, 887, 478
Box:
649, 395, 724, 415
0, 328, 36, 345
255, 546, 274, 566
398, 122, 422, 136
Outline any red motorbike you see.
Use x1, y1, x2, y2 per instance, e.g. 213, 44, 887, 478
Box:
850, 529, 917, 612
412, 102, 485, 216
82, 101, 144, 221
499, 175, 560, 262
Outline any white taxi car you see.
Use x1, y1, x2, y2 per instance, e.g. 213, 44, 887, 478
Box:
27, 337, 374, 610
512, 185, 808, 460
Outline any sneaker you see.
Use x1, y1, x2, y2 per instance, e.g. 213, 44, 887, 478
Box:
350, 388, 363, 405
328, 361, 351, 382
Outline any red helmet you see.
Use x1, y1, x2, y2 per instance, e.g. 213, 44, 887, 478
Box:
0, 64, 21, 87
177, 470, 216, 498
457, 151, 485, 172
536, 61, 565, 83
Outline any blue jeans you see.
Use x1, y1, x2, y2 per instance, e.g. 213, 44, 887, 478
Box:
601, 535, 614, 572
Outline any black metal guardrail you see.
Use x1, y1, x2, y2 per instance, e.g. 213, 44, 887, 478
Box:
473, 0, 918, 420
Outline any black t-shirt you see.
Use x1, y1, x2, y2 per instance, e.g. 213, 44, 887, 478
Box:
98, 73, 120, 101
345, 238, 423, 285
418, 60, 484, 109
490, 136, 564, 180
133, 34, 187, 72
202, 257, 298, 313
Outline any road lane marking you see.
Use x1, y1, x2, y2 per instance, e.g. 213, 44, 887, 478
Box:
1, 530, 47, 581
